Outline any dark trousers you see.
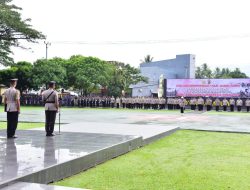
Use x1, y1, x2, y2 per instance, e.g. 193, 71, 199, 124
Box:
180, 107, 184, 113
216, 106, 219, 111
223, 106, 227, 111
198, 105, 203, 111
207, 105, 211, 111
7, 112, 18, 138
247, 106, 250, 112
230, 105, 234, 112
45, 111, 57, 135
237, 106, 241, 112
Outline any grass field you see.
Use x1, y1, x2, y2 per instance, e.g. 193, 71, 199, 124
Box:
55, 130, 250, 190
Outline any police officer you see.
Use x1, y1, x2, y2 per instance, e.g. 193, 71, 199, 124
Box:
236, 98, 243, 112
116, 97, 120, 108
229, 98, 235, 112
222, 98, 229, 111
3, 79, 20, 138
42, 81, 59, 137
214, 98, 221, 112
245, 98, 250, 112
197, 97, 204, 111
205, 97, 212, 111
178, 96, 185, 114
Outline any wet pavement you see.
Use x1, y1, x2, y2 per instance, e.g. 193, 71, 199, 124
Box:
0, 130, 138, 187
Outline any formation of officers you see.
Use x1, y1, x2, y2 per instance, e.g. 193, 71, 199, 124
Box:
68, 96, 250, 112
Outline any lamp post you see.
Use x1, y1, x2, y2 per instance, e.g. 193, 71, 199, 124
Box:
44, 41, 51, 60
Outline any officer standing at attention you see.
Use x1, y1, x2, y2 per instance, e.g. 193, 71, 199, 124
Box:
3, 79, 20, 139
229, 98, 235, 112
222, 98, 229, 111
205, 97, 212, 111
197, 97, 204, 111
236, 98, 243, 112
214, 98, 221, 112
42, 81, 59, 137
178, 96, 185, 114
245, 98, 250, 112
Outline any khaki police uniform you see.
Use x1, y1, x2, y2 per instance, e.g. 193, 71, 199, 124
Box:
205, 98, 212, 111
236, 98, 243, 112
42, 88, 59, 136
116, 97, 120, 108
197, 97, 204, 111
178, 98, 185, 113
245, 99, 250, 112
222, 99, 229, 111
214, 98, 221, 111
4, 87, 20, 138
229, 98, 235, 112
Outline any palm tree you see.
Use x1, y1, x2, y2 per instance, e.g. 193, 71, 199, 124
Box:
141, 55, 154, 63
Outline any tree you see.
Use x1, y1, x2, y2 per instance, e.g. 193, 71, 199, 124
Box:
141, 55, 154, 63
196, 64, 249, 79
0, 0, 44, 66
32, 59, 67, 88
229, 68, 247, 78
213, 67, 221, 78
195, 66, 202, 79
12, 61, 33, 92
66, 55, 112, 95
108, 61, 148, 96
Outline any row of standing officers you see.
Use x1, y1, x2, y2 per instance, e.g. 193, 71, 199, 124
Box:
69, 96, 250, 112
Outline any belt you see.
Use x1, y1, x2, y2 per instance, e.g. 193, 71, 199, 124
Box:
45, 101, 55, 103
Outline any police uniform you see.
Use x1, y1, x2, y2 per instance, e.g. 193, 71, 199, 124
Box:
222, 98, 229, 111
197, 97, 204, 111
245, 99, 250, 112
42, 81, 59, 136
178, 97, 185, 113
214, 98, 221, 112
236, 98, 243, 112
116, 97, 120, 108
3, 79, 20, 138
229, 98, 235, 112
205, 98, 212, 111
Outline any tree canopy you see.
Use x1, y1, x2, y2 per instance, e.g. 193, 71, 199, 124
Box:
0, 56, 147, 96
196, 63, 248, 79
0, 0, 44, 66
141, 55, 154, 63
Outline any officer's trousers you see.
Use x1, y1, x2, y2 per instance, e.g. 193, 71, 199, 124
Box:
223, 106, 227, 111
216, 106, 219, 111
237, 106, 241, 112
45, 111, 57, 135
230, 105, 234, 112
7, 112, 18, 138
207, 105, 211, 111
180, 107, 184, 113
247, 106, 250, 112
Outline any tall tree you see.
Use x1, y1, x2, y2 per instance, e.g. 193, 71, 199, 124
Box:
66, 55, 111, 95
32, 59, 67, 88
108, 61, 148, 96
0, 0, 44, 66
141, 55, 154, 63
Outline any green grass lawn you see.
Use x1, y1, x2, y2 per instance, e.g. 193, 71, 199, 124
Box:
0, 121, 44, 130
55, 130, 250, 190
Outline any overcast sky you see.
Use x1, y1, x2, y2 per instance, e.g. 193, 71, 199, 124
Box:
11, 0, 250, 75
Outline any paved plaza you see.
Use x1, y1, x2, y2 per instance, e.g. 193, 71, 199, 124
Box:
0, 108, 250, 189
1, 108, 249, 133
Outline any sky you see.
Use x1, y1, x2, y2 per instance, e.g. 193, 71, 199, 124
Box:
10, 0, 250, 75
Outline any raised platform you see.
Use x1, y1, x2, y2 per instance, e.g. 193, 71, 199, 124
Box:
1, 182, 88, 190
0, 130, 141, 188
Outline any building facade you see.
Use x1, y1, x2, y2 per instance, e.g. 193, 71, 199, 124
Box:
131, 54, 196, 97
